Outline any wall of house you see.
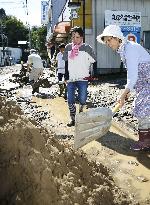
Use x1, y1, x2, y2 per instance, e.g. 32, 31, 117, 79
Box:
94, 0, 150, 73
47, 0, 150, 74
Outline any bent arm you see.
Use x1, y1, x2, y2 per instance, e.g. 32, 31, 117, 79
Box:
125, 46, 139, 91
118, 45, 139, 107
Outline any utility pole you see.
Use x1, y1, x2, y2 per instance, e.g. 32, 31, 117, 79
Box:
0, 22, 5, 61
25, 0, 31, 49
28, 24, 31, 49
82, 0, 85, 43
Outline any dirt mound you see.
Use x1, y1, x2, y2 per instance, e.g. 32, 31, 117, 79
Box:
0, 96, 134, 205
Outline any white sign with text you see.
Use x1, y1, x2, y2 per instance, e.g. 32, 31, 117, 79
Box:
105, 10, 141, 27
41, 1, 49, 24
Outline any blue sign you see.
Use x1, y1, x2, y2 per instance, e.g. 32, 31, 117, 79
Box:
120, 26, 141, 43
121, 26, 141, 32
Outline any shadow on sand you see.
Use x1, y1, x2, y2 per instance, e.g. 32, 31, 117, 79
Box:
97, 131, 150, 169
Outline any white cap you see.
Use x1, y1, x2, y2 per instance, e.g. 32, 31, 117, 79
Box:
97, 25, 125, 44
30, 49, 37, 54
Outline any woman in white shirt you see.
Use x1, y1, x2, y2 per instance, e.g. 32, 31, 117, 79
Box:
63, 26, 97, 127
56, 43, 67, 98
97, 25, 150, 151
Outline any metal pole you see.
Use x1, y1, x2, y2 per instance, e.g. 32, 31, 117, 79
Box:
6, 36, 8, 47
25, 0, 31, 49
82, 0, 85, 43
2, 34, 4, 58
29, 25, 31, 49
0, 22, 4, 59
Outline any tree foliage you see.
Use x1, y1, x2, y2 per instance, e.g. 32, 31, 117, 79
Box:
31, 25, 47, 58
0, 8, 6, 20
4, 16, 29, 47
0, 8, 47, 56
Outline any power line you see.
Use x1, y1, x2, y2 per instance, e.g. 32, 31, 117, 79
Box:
0, 1, 23, 6
0, 1, 26, 13
0, 1, 23, 3
0, 1, 17, 3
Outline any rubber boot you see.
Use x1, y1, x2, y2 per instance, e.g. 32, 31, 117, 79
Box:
32, 78, 44, 94
63, 84, 67, 100
67, 104, 76, 127
131, 129, 150, 151
32, 82, 40, 94
79, 104, 85, 113
59, 84, 64, 97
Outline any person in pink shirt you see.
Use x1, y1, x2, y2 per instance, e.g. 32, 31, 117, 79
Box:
63, 26, 97, 127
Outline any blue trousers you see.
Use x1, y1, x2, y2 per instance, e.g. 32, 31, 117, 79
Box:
67, 81, 88, 105
67, 81, 88, 121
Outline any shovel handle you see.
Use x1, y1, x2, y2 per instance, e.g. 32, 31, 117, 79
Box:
112, 103, 121, 114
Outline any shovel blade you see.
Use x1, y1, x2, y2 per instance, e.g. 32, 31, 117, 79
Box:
74, 107, 112, 149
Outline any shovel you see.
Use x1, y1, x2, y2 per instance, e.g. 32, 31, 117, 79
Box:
74, 103, 120, 149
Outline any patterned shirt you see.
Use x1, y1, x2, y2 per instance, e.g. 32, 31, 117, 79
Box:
117, 40, 150, 91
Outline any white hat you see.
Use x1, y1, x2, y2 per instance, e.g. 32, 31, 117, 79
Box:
97, 25, 125, 44
30, 49, 37, 54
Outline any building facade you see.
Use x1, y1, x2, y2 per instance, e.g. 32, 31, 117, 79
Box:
45, 0, 150, 74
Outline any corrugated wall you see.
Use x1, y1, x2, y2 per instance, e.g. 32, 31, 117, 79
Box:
94, 0, 150, 73
49, 0, 150, 73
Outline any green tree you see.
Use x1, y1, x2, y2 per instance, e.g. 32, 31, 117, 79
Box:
0, 8, 47, 56
0, 8, 7, 48
31, 25, 47, 58
0, 8, 6, 20
4, 15, 29, 47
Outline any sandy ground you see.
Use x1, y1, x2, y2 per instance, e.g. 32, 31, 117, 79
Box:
0, 64, 149, 204
0, 96, 136, 205
32, 96, 150, 204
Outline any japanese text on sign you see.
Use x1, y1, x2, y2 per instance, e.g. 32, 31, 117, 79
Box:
105, 10, 141, 27
41, 1, 48, 24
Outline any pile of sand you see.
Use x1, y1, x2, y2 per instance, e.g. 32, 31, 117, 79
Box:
0, 96, 134, 205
